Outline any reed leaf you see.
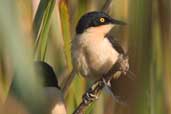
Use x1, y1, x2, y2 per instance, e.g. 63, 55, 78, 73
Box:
0, 1, 44, 113
158, 0, 171, 113
34, 0, 56, 61
128, 0, 152, 113
59, 0, 72, 70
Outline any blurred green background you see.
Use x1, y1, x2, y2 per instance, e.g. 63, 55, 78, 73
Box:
0, 0, 171, 114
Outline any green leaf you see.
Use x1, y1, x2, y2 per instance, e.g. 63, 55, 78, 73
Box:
34, 0, 56, 61
59, 1, 72, 70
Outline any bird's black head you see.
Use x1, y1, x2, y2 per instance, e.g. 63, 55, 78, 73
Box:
76, 11, 125, 34
34, 61, 60, 89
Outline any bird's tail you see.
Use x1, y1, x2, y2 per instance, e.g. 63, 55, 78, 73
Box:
104, 84, 127, 105
62, 70, 76, 97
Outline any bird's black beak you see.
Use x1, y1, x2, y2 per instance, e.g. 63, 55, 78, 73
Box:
111, 18, 126, 25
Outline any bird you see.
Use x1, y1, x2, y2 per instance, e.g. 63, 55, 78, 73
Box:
63, 11, 129, 96
5, 61, 66, 114
34, 61, 66, 114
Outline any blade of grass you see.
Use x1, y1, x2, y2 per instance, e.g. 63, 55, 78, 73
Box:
0, 1, 45, 113
34, 0, 56, 61
150, 1, 165, 114
158, 0, 171, 113
59, 0, 72, 70
33, 0, 49, 38
128, 0, 152, 113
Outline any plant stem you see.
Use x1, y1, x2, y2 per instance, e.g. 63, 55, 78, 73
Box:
73, 55, 128, 114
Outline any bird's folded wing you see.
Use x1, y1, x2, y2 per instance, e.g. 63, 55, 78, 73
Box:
106, 35, 125, 54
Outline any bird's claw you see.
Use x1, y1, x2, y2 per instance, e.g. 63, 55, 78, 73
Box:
102, 78, 111, 87
83, 91, 98, 104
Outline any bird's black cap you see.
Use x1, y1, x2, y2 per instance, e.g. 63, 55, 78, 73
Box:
76, 11, 126, 34
34, 61, 60, 89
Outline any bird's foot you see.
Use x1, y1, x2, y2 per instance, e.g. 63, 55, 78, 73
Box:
82, 80, 103, 104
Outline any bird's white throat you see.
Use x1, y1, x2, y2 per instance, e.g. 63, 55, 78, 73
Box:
85, 24, 114, 36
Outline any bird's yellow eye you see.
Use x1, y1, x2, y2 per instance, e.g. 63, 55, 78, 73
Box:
99, 17, 105, 23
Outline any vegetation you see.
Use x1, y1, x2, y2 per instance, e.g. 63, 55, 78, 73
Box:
0, 0, 170, 114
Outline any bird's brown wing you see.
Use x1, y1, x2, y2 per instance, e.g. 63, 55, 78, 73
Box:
106, 35, 125, 54
106, 35, 133, 104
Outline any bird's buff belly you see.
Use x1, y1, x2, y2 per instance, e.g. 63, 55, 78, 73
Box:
72, 38, 119, 81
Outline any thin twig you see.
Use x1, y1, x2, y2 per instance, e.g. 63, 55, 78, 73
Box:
101, 0, 112, 13
62, 70, 76, 96
73, 55, 129, 114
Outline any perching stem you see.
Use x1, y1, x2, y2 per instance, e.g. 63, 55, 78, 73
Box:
101, 0, 113, 13
73, 54, 129, 114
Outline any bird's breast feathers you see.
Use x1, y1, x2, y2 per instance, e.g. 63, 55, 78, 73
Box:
72, 32, 119, 80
